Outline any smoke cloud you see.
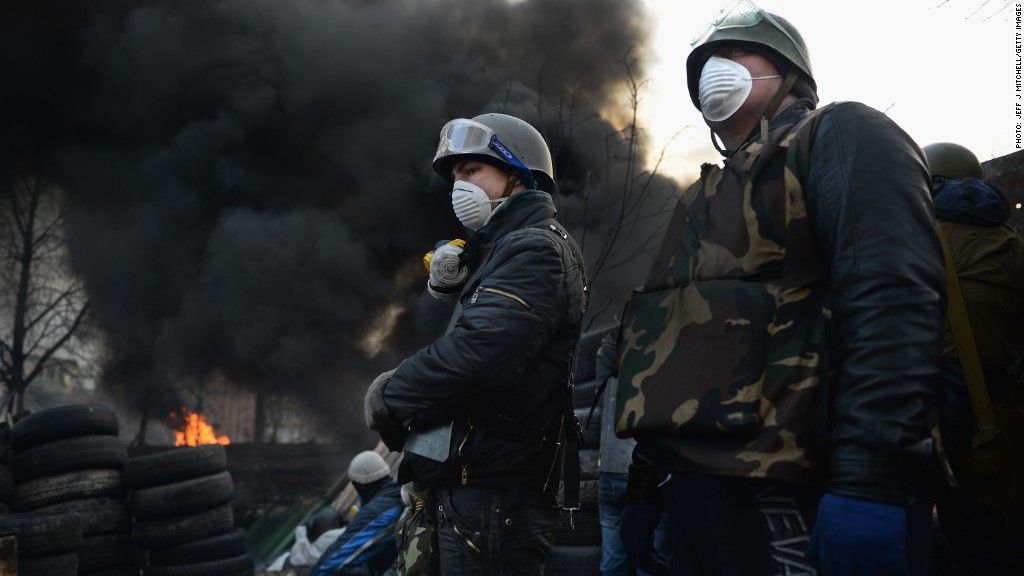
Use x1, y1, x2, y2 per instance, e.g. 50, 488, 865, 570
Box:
0, 0, 680, 439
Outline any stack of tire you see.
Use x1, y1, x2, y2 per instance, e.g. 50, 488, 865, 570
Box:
545, 323, 618, 576
0, 424, 13, 513
8, 403, 137, 574
125, 444, 254, 575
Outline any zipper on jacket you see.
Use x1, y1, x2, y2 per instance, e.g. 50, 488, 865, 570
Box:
457, 418, 473, 485
457, 418, 473, 455
470, 286, 529, 309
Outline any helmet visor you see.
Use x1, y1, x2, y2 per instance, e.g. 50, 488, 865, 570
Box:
434, 118, 538, 188
690, 0, 809, 67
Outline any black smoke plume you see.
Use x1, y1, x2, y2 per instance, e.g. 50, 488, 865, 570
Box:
0, 0, 679, 440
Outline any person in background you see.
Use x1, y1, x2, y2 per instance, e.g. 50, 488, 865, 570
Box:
312, 451, 403, 576
363, 112, 587, 575
923, 141, 1024, 576
595, 330, 672, 576
613, 1, 946, 575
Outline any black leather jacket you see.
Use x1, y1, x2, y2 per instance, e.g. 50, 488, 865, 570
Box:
383, 190, 587, 497
634, 101, 946, 505
801, 101, 945, 504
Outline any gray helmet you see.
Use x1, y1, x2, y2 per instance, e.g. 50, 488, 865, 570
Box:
432, 113, 555, 191
922, 142, 983, 182
686, 2, 816, 111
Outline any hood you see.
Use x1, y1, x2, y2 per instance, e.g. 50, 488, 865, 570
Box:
932, 177, 1010, 227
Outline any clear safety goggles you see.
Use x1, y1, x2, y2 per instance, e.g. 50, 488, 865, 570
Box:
434, 118, 537, 188
690, 0, 809, 67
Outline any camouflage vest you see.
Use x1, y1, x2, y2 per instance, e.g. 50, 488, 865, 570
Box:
616, 104, 835, 484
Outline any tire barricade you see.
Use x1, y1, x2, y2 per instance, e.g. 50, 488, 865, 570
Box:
125, 444, 254, 576
6, 404, 135, 575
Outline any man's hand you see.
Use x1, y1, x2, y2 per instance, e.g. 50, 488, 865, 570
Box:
805, 492, 910, 575
364, 368, 405, 449
620, 451, 671, 575
620, 502, 671, 574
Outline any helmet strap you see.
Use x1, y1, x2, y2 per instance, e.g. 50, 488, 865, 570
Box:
759, 69, 799, 142
717, 69, 800, 158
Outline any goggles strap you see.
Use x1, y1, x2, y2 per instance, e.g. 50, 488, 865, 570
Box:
490, 137, 538, 189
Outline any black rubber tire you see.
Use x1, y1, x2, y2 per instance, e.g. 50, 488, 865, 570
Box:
148, 528, 249, 566
0, 463, 14, 506
144, 554, 254, 576
571, 379, 601, 410
86, 569, 145, 576
13, 434, 127, 484
14, 469, 126, 511
35, 496, 133, 535
553, 507, 601, 546
129, 471, 233, 521
0, 510, 82, 557
574, 324, 618, 382
132, 503, 234, 549
10, 404, 119, 454
18, 552, 79, 576
78, 532, 137, 572
85, 568, 145, 576
543, 544, 602, 576
124, 446, 227, 490
579, 448, 600, 481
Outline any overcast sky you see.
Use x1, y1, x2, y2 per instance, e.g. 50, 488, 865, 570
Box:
640, 0, 1018, 183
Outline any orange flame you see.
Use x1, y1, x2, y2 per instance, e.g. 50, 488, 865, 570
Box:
172, 407, 230, 446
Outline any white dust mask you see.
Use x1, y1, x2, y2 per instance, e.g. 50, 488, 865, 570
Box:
698, 56, 780, 122
451, 181, 503, 231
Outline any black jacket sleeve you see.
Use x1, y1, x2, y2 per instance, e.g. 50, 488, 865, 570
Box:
804, 102, 946, 504
383, 228, 570, 429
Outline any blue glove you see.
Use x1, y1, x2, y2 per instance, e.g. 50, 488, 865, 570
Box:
805, 493, 910, 576
620, 502, 671, 575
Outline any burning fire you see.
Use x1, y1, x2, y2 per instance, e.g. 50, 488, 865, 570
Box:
172, 407, 231, 447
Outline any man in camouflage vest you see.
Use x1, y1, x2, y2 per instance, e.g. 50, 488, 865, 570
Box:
613, 2, 946, 575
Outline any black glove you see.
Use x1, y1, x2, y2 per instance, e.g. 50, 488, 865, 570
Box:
620, 448, 670, 575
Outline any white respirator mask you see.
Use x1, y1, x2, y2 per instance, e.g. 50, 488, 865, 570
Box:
451, 181, 504, 231
698, 56, 780, 122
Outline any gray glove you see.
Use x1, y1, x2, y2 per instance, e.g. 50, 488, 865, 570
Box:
364, 368, 409, 451
365, 367, 399, 431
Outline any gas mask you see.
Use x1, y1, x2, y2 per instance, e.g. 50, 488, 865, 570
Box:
698, 56, 780, 121
451, 181, 504, 231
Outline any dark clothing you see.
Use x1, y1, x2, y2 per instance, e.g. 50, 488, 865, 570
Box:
429, 484, 559, 576
932, 178, 1024, 367
805, 101, 945, 504
659, 472, 933, 576
313, 478, 403, 576
384, 190, 587, 498
382, 190, 585, 575
620, 100, 944, 505
931, 176, 1024, 576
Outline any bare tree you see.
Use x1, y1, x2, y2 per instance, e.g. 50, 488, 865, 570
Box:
0, 169, 91, 420
575, 49, 681, 328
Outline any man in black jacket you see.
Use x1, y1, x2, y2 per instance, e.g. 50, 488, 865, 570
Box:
364, 112, 587, 575
613, 2, 946, 575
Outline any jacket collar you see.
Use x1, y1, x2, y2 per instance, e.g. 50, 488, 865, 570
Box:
460, 190, 557, 269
